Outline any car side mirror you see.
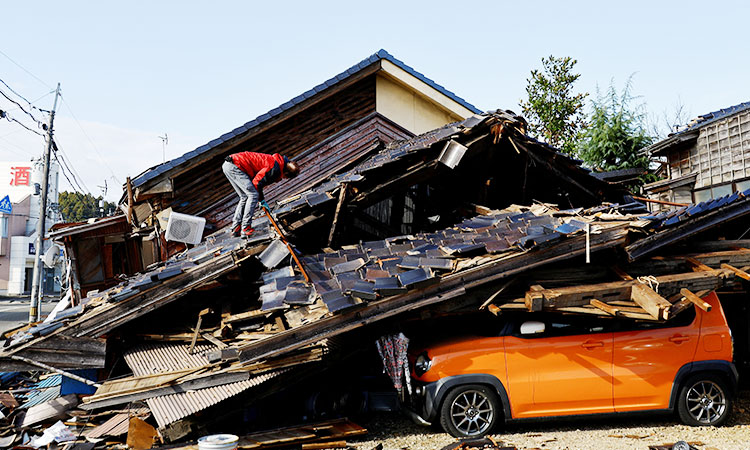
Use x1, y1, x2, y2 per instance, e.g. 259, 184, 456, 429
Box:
520, 321, 545, 335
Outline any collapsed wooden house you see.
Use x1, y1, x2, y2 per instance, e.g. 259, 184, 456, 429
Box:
2, 104, 750, 444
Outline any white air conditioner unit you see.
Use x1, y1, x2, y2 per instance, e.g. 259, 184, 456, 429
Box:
165, 212, 206, 245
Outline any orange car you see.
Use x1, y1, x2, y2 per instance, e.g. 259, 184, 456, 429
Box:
409, 292, 737, 438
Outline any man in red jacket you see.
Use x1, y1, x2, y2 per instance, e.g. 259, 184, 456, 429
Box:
222, 152, 300, 237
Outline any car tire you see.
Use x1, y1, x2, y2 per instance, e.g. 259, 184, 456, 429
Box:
677, 373, 732, 426
439, 384, 500, 438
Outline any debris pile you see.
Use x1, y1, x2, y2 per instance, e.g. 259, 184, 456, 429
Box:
1, 110, 750, 446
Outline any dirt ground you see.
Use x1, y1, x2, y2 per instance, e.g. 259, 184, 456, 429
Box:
348, 390, 750, 450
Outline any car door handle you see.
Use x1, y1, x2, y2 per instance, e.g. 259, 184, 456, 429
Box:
581, 340, 604, 349
669, 335, 690, 344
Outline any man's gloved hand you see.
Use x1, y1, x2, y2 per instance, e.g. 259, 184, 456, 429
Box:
260, 200, 270, 211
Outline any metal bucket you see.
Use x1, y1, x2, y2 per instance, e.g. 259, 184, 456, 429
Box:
197, 434, 239, 450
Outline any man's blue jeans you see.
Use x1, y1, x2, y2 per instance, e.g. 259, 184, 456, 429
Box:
222, 161, 258, 229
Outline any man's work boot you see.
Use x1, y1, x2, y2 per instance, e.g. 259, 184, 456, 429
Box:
232, 224, 241, 237
241, 226, 254, 238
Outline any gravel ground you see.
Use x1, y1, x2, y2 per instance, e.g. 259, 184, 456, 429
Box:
348, 390, 750, 450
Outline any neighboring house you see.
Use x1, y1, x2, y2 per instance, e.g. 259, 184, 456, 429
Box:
0, 160, 61, 296
643, 101, 750, 209
59, 50, 482, 297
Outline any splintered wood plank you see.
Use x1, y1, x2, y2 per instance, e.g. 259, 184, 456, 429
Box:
531, 270, 728, 311
690, 249, 750, 268
590, 299, 620, 316
87, 369, 195, 401
631, 284, 672, 320
479, 276, 518, 310
721, 263, 750, 281
683, 257, 715, 272
680, 288, 712, 312
223, 309, 267, 325
610, 266, 634, 280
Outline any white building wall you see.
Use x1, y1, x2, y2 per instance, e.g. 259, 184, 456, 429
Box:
8, 235, 34, 294
0, 159, 61, 296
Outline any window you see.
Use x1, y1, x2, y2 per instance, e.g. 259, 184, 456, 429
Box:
694, 188, 711, 203
513, 313, 616, 338
0, 217, 7, 238
736, 179, 750, 193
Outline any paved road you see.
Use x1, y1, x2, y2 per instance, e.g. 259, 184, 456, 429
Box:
0, 298, 57, 335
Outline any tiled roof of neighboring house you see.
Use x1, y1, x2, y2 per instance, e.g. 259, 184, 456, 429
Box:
131, 49, 482, 190
680, 101, 750, 133
645, 100, 750, 155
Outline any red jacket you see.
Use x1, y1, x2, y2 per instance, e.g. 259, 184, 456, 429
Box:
229, 152, 289, 192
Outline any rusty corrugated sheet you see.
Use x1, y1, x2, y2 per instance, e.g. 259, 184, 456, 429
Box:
123, 342, 283, 428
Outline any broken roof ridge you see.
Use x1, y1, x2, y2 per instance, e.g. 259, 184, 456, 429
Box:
131, 49, 482, 190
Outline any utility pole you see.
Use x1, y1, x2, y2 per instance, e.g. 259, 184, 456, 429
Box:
29, 83, 61, 323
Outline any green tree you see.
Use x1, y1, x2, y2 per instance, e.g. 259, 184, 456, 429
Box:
58, 191, 117, 222
520, 55, 588, 154
577, 79, 655, 185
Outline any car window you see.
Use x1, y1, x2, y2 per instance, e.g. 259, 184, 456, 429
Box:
512, 313, 616, 338
616, 306, 697, 332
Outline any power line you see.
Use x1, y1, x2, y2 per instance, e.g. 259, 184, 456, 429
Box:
0, 49, 54, 91
52, 139, 90, 194
59, 95, 122, 186
0, 77, 51, 118
53, 138, 90, 193
0, 86, 45, 124
0, 77, 50, 111
0, 110, 45, 136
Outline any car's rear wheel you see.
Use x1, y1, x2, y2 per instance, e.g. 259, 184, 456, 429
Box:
677, 374, 732, 426
440, 384, 499, 438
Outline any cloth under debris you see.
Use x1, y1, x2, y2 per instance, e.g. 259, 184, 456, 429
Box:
376, 333, 412, 395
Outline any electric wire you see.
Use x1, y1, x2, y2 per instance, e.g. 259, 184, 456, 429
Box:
59, 95, 122, 185
0, 77, 51, 112
0, 49, 54, 90
54, 153, 84, 195
1, 113, 45, 136
53, 139, 90, 194
52, 139, 90, 194
0, 81, 47, 123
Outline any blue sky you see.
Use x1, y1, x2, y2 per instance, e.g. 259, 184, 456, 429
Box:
1, 0, 748, 201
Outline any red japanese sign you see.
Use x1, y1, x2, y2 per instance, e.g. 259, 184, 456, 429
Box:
10, 166, 31, 186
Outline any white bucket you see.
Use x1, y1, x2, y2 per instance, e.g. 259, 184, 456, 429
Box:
197, 434, 239, 450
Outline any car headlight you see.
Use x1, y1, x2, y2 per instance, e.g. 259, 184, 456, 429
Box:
414, 352, 432, 376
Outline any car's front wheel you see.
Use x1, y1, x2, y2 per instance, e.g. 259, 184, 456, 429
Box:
440, 384, 500, 438
677, 374, 732, 426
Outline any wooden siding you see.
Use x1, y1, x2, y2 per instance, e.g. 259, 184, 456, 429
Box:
669, 109, 750, 188
162, 77, 377, 225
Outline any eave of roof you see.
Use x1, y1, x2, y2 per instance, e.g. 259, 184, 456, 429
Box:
48, 214, 128, 240
644, 100, 750, 156
130, 50, 481, 191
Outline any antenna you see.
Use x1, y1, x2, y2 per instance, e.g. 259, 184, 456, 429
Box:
158, 133, 168, 162
97, 179, 107, 198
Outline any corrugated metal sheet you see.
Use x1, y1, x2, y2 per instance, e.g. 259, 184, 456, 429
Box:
145, 371, 281, 428
124, 343, 213, 376
131, 49, 480, 190
0, 372, 18, 386
123, 342, 283, 428
19, 374, 62, 409
85, 408, 150, 439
